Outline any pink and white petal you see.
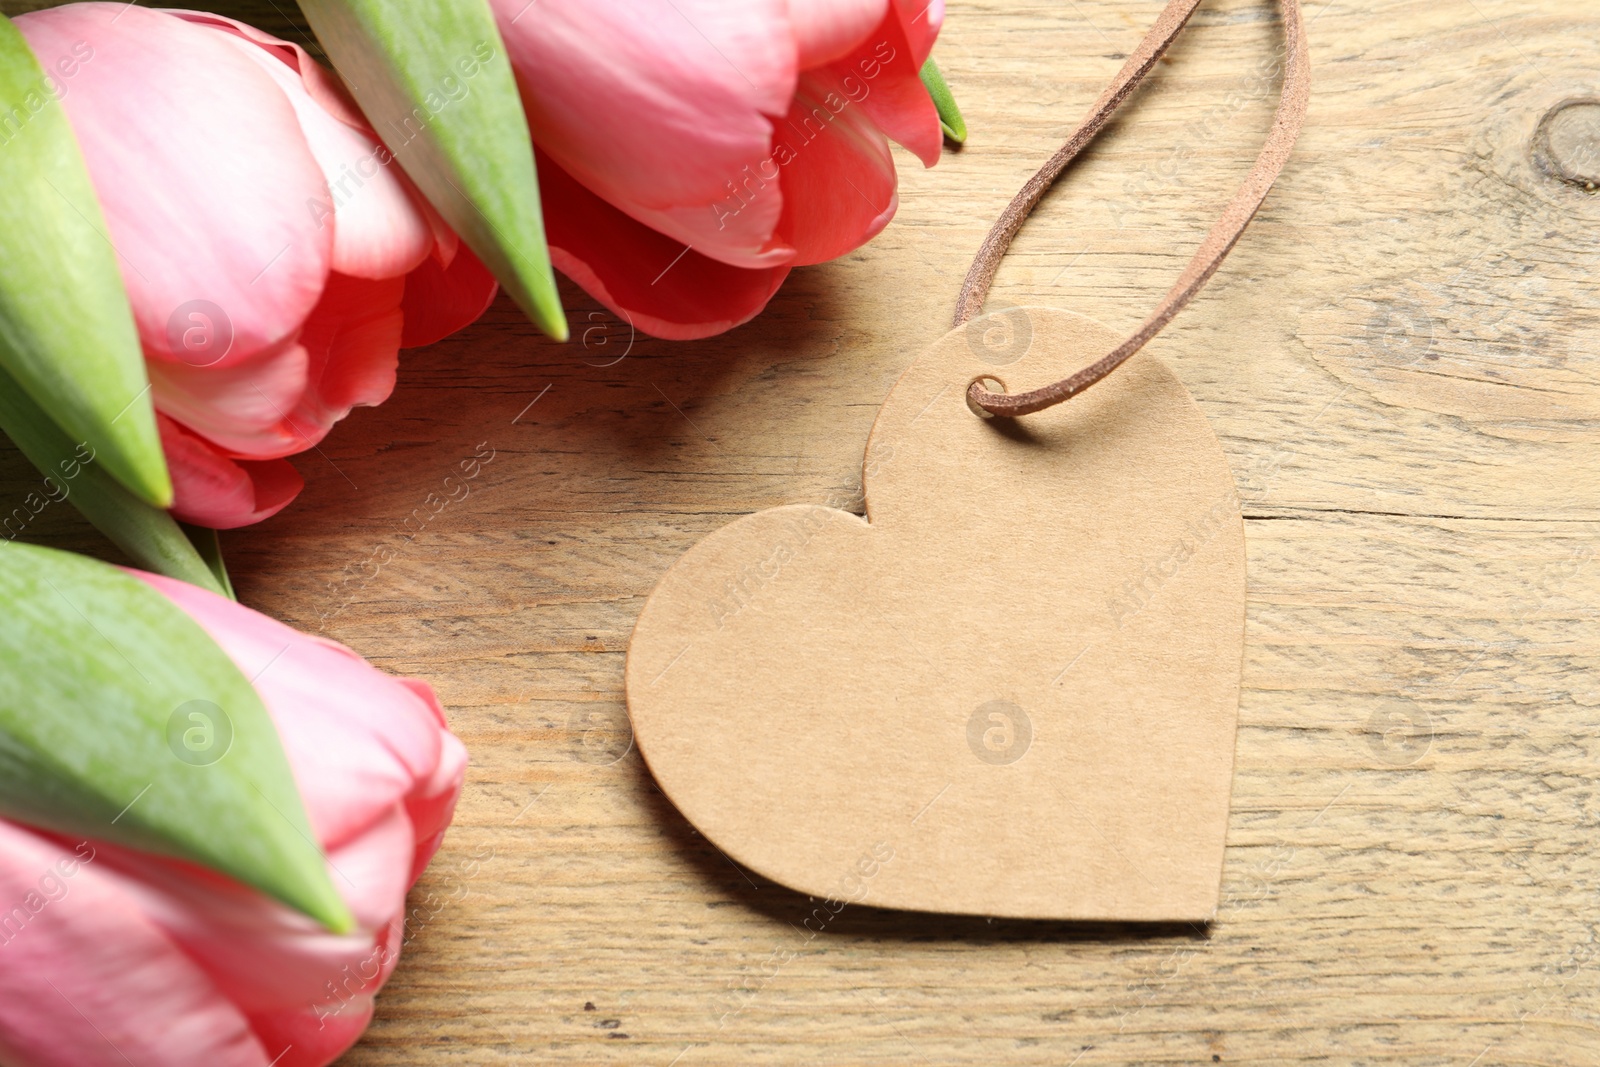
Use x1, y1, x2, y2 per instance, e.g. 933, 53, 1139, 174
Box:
775, 71, 899, 266
496, 0, 797, 268
788, 0, 888, 69
290, 273, 406, 437
212, 31, 434, 280
160, 415, 304, 529
148, 337, 315, 459
16, 4, 332, 362
247, 919, 404, 1067
265, 651, 443, 849
179, 8, 446, 280
323, 806, 415, 934
0, 823, 269, 1067
164, 10, 372, 130
400, 244, 499, 349
82, 808, 414, 1014
132, 574, 450, 852
826, 0, 943, 166
78, 841, 378, 1016
539, 151, 790, 340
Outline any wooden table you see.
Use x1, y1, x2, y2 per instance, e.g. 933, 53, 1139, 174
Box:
4, 0, 1598, 1062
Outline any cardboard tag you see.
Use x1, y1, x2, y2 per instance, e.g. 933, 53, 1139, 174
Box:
625, 308, 1246, 921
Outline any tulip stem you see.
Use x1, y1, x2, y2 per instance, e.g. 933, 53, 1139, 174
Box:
181, 523, 236, 601
920, 57, 967, 145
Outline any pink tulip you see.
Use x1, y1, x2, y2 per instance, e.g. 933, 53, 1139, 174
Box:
15, 4, 498, 529
0, 573, 467, 1067
492, 0, 945, 339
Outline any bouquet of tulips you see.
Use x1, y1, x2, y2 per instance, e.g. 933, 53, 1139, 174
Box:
0, 0, 960, 1062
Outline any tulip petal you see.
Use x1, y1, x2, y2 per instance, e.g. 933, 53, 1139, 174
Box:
204, 21, 435, 281
322, 806, 415, 934
827, 0, 943, 166
405, 732, 468, 882
140, 575, 451, 852
246, 921, 401, 1067
78, 842, 368, 1015
182, 10, 469, 287
400, 244, 499, 349
266, 651, 444, 850
788, 0, 888, 69
895, 0, 943, 65
151, 272, 409, 465
16, 4, 332, 363
539, 150, 790, 340
82, 806, 413, 1013
0, 823, 269, 1067
147, 338, 314, 459
166, 11, 370, 130
775, 70, 899, 266
391, 677, 467, 879
496, 0, 798, 269
291, 272, 406, 436
159, 415, 304, 530
248, 999, 374, 1067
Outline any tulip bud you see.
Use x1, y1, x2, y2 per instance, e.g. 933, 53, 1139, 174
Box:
0, 544, 465, 1067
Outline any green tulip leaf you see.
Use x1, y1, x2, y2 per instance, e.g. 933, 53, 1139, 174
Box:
0, 17, 172, 507
920, 56, 967, 145
0, 543, 351, 932
298, 0, 568, 340
0, 362, 228, 598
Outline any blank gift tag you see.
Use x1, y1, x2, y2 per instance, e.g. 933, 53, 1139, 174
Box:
626, 308, 1247, 921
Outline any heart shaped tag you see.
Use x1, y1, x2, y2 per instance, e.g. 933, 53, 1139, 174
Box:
626, 308, 1246, 921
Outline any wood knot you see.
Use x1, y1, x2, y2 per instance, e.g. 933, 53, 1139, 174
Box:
1532, 98, 1600, 191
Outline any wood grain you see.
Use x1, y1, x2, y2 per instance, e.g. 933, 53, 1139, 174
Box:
2, 0, 1598, 1063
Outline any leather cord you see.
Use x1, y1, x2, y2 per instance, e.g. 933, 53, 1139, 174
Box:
959, 0, 1310, 418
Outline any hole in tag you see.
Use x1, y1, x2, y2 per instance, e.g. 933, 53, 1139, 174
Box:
967, 376, 1006, 419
